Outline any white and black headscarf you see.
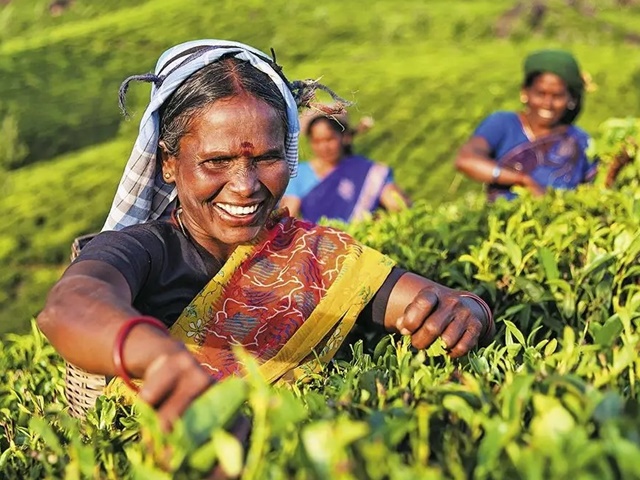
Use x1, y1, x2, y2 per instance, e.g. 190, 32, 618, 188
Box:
104, 39, 308, 231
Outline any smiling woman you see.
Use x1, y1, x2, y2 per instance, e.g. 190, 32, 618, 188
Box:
454, 49, 598, 201
36, 39, 494, 429
161, 94, 290, 257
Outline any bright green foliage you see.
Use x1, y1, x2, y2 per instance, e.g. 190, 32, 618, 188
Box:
0, 110, 28, 171
1, 150, 639, 478
2, 1, 640, 477
2, 301, 639, 478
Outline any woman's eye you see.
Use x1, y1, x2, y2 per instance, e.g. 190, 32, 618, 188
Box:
255, 156, 283, 164
204, 158, 232, 167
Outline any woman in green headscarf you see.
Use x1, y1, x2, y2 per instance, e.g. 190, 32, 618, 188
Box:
455, 49, 598, 201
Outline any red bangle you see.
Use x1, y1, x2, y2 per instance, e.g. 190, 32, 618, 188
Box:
113, 316, 168, 392
460, 292, 494, 343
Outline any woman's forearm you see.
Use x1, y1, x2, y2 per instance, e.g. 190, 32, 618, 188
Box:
37, 273, 185, 378
380, 183, 412, 212
455, 155, 527, 187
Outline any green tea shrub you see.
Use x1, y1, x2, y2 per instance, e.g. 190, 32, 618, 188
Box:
0, 110, 28, 170
1, 132, 638, 478
1, 315, 639, 478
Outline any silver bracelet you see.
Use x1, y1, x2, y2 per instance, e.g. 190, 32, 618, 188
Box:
491, 165, 502, 182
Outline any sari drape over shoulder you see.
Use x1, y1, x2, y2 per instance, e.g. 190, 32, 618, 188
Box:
487, 127, 597, 202
300, 156, 390, 223
108, 214, 394, 394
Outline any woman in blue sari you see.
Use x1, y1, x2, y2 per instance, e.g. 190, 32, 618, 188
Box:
280, 113, 411, 222
455, 49, 598, 201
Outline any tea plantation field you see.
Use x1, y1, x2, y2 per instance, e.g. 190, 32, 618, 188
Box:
1, 0, 640, 477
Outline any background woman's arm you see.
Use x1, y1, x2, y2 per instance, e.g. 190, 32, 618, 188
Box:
379, 182, 412, 212
455, 136, 545, 195
279, 195, 302, 218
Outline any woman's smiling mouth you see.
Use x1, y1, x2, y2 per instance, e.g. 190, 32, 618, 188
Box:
536, 109, 555, 119
214, 202, 261, 216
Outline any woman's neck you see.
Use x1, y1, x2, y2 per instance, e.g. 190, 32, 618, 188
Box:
520, 112, 563, 141
174, 207, 230, 265
310, 157, 340, 179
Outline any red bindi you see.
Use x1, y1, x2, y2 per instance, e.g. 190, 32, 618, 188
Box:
240, 141, 254, 157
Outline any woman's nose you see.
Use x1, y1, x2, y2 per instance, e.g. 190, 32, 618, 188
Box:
227, 164, 260, 196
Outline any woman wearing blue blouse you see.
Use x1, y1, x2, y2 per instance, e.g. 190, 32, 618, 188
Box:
455, 49, 598, 201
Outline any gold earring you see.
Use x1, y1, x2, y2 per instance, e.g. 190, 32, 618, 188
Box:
164, 172, 171, 179
520, 94, 528, 104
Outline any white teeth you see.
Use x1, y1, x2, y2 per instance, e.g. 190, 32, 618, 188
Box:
216, 203, 260, 216
538, 110, 554, 119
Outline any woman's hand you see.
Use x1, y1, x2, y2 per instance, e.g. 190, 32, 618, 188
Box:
395, 288, 488, 357
520, 174, 546, 197
385, 273, 493, 357
139, 348, 215, 431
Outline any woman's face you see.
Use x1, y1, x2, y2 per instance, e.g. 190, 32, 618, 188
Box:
308, 120, 344, 165
522, 73, 571, 128
162, 93, 289, 258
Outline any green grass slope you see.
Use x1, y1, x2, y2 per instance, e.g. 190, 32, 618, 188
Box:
2, 0, 639, 164
0, 139, 131, 334
2, 0, 640, 334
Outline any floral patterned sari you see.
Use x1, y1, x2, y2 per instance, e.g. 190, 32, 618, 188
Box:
109, 212, 394, 394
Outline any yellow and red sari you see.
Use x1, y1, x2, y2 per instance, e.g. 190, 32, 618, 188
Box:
110, 212, 394, 392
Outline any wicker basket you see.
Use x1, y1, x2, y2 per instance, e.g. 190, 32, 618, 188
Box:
65, 232, 107, 418
65, 363, 106, 418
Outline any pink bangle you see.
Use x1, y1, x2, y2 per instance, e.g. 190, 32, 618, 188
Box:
113, 316, 168, 392
459, 292, 494, 343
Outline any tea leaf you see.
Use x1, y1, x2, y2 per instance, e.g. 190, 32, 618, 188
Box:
182, 377, 249, 446
538, 247, 560, 282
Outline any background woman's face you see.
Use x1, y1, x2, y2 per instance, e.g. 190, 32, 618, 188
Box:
308, 120, 344, 164
162, 93, 289, 256
523, 73, 571, 128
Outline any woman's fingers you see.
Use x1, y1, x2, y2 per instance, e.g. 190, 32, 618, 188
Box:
155, 370, 212, 432
138, 354, 177, 407
447, 325, 482, 358
398, 287, 487, 355
439, 311, 469, 350
408, 307, 452, 350
139, 350, 213, 431
395, 288, 438, 335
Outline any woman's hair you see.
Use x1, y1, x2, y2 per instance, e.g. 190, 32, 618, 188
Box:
306, 115, 355, 155
305, 115, 348, 137
159, 55, 288, 156
522, 71, 583, 125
